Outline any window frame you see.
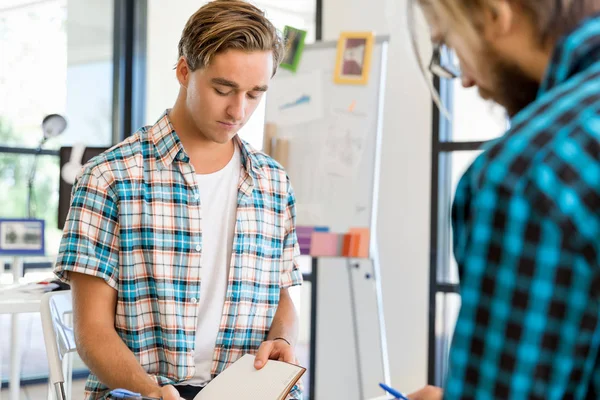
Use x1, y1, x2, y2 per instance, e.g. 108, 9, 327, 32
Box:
427, 75, 490, 386
0, 0, 147, 150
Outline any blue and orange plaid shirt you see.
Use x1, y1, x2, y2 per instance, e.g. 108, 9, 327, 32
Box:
447, 14, 600, 399
54, 111, 303, 399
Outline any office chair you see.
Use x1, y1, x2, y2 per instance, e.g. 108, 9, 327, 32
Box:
41, 291, 76, 400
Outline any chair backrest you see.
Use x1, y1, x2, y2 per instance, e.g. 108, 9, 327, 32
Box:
41, 290, 76, 399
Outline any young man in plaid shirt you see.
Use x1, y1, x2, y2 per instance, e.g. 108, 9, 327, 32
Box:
55, 1, 303, 399
408, 1, 600, 399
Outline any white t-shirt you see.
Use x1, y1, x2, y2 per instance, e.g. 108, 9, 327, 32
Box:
185, 144, 240, 386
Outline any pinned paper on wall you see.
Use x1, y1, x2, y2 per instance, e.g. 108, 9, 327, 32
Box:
321, 109, 368, 178
266, 70, 324, 126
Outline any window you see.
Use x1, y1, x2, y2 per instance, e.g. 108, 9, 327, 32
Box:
0, 0, 67, 150
0, 0, 118, 385
0, 0, 114, 255
445, 81, 508, 143
428, 51, 508, 386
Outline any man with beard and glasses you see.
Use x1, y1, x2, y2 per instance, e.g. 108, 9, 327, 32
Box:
405, 1, 600, 399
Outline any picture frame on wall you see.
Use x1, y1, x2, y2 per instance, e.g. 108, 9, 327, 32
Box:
280, 25, 307, 73
334, 31, 375, 85
0, 218, 45, 256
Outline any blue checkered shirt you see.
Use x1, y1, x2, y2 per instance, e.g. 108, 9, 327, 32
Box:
55, 111, 303, 399
447, 14, 600, 399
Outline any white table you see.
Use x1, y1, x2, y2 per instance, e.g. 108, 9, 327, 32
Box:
0, 256, 44, 400
0, 290, 43, 400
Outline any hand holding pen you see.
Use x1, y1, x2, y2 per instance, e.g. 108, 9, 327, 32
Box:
379, 383, 410, 400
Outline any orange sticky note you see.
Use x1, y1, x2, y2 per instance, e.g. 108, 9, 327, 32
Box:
348, 227, 370, 258
341, 233, 354, 257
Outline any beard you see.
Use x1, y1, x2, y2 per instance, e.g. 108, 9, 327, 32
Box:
480, 47, 541, 118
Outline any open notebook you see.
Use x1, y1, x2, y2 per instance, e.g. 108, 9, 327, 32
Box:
194, 354, 305, 400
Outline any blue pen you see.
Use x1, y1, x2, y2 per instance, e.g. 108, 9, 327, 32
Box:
379, 382, 410, 400
109, 388, 162, 400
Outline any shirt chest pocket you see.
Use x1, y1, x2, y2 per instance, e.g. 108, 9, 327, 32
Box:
236, 210, 284, 270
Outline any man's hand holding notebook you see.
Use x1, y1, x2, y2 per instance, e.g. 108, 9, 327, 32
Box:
194, 354, 305, 400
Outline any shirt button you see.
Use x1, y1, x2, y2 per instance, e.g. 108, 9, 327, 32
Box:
178, 153, 185, 160
194, 193, 200, 200
191, 298, 198, 304
195, 244, 201, 252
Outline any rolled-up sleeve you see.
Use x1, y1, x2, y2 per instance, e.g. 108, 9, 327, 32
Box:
280, 178, 302, 289
54, 168, 120, 289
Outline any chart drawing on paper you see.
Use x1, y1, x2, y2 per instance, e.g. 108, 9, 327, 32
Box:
321, 111, 367, 179
267, 70, 324, 126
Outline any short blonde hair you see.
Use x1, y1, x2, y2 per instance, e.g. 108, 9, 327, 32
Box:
412, 0, 600, 46
178, 0, 285, 76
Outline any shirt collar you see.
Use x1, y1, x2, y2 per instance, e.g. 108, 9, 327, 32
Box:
149, 110, 183, 171
234, 135, 268, 179
539, 13, 600, 96
150, 109, 267, 179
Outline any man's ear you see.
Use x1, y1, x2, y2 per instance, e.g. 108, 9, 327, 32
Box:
483, 0, 514, 41
175, 56, 190, 89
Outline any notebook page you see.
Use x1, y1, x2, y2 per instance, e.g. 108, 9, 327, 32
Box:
195, 354, 304, 400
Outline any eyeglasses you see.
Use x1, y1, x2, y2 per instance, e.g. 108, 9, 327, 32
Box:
429, 44, 460, 80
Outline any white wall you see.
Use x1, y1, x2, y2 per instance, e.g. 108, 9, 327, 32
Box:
324, 0, 433, 392
146, 1, 204, 121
